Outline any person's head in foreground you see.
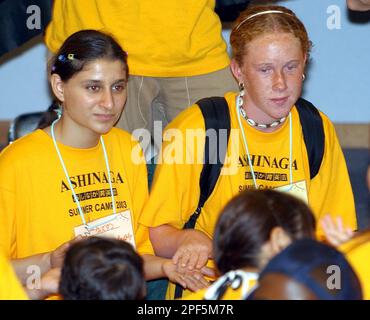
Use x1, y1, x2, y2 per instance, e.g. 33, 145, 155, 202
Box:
214, 190, 316, 275
250, 238, 363, 300
208, 190, 315, 299
59, 237, 145, 300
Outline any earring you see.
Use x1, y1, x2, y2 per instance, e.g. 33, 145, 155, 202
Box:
238, 82, 245, 97
302, 74, 306, 81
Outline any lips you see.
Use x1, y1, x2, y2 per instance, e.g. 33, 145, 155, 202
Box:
270, 97, 289, 106
94, 114, 115, 121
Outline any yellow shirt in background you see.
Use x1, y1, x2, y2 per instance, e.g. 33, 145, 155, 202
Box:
45, 0, 230, 77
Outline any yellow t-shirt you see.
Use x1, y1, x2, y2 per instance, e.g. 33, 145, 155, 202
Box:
140, 91, 357, 298
0, 251, 28, 300
44, 0, 230, 77
340, 231, 370, 300
0, 128, 153, 259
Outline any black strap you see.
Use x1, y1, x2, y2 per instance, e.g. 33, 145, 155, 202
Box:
183, 97, 231, 230
174, 97, 231, 299
295, 97, 325, 179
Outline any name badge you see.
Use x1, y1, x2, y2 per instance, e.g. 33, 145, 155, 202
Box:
74, 210, 136, 249
274, 180, 308, 204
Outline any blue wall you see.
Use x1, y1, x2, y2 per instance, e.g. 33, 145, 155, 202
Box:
0, 0, 369, 122
0, 39, 50, 120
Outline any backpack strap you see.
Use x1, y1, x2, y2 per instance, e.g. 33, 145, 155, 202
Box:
295, 97, 325, 180
174, 96, 230, 299
183, 96, 231, 229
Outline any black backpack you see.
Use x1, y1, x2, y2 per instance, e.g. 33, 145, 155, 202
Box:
174, 96, 325, 298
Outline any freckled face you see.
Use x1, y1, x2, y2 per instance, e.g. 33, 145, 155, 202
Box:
232, 33, 306, 123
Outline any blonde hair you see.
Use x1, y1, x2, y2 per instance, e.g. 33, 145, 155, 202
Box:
230, 5, 312, 65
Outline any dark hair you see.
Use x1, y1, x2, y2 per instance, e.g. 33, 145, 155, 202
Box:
214, 189, 316, 274
37, 100, 60, 130
50, 29, 128, 81
59, 237, 145, 300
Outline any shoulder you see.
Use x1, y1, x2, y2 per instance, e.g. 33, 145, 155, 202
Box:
104, 127, 139, 147
166, 92, 237, 131
0, 130, 47, 164
166, 104, 205, 131
294, 100, 337, 137
104, 128, 145, 165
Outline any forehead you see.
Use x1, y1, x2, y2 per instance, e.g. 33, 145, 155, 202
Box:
75, 58, 127, 80
243, 32, 303, 61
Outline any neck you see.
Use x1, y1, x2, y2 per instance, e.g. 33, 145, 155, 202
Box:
240, 97, 287, 133
47, 119, 100, 149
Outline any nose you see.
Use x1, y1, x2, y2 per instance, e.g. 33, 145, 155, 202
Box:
100, 88, 114, 110
272, 70, 287, 92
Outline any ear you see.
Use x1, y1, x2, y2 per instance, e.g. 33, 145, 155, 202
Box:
303, 53, 308, 67
269, 226, 292, 255
230, 58, 243, 84
50, 73, 65, 103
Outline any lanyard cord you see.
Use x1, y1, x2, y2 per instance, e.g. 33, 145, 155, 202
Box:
51, 118, 117, 229
236, 94, 293, 189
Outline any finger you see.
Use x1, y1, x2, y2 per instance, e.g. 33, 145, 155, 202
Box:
324, 215, 335, 231
172, 274, 187, 289
200, 266, 216, 278
172, 248, 188, 265
178, 250, 192, 268
345, 227, 354, 237
195, 250, 209, 269
172, 249, 182, 265
320, 215, 330, 232
194, 274, 210, 288
187, 251, 199, 271
183, 275, 202, 292
336, 216, 344, 233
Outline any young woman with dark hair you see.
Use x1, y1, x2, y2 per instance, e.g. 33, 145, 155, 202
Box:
0, 30, 201, 299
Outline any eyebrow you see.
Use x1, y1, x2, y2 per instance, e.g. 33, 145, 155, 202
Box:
113, 79, 127, 84
253, 60, 301, 68
83, 79, 127, 85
